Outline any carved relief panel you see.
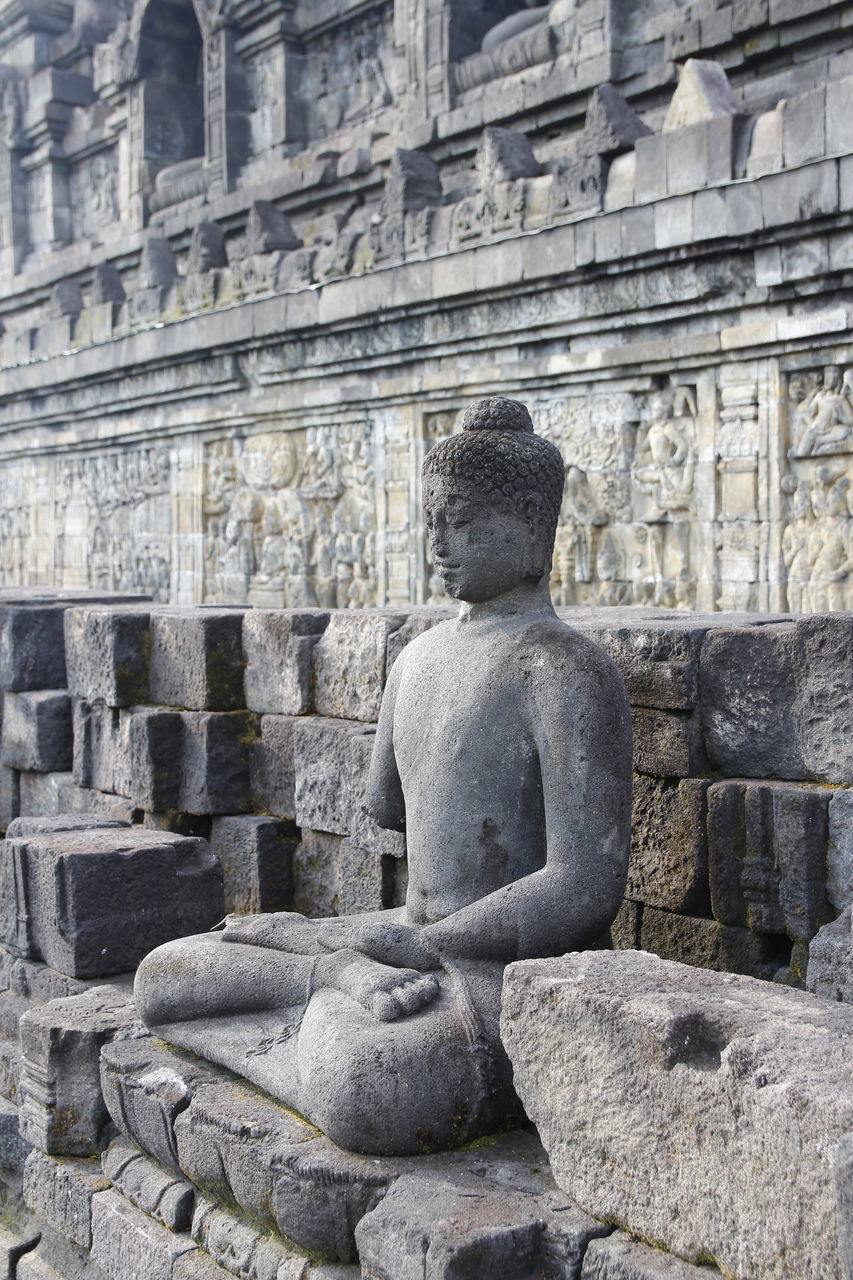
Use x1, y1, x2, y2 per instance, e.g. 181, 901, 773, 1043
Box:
780, 361, 853, 613
202, 422, 377, 609
303, 4, 393, 141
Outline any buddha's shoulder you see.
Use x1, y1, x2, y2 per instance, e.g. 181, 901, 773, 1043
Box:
514, 616, 626, 690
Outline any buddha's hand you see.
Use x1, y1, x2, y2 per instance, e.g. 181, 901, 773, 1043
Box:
221, 912, 321, 955
316, 919, 441, 972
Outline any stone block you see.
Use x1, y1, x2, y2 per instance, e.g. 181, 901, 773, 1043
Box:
663, 58, 738, 132
293, 829, 342, 917
91, 1189, 195, 1280
1, 693, 72, 774
178, 712, 257, 815
0, 945, 106, 1003
17, 773, 133, 825
385, 609, 453, 672
102, 1136, 194, 1232
242, 609, 328, 714
560, 612, 707, 710
0, 607, 67, 693
708, 780, 833, 963
782, 87, 826, 168
502, 950, 853, 1280
629, 776, 710, 915
127, 707, 183, 811
209, 815, 296, 915
18, 986, 140, 1155
292, 718, 369, 836
827, 77, 853, 156
0, 1093, 31, 1177
634, 134, 668, 204
829, 790, 853, 912
72, 701, 131, 797
611, 899, 642, 951
664, 117, 737, 195
640, 906, 785, 980
149, 610, 246, 712
5, 815, 129, 840
100, 1037, 228, 1174
249, 714, 297, 819
582, 1232, 715, 1279
64, 608, 150, 707
631, 708, 706, 777
23, 1150, 110, 1248
0, 1223, 38, 1277
313, 611, 407, 722
699, 615, 853, 783
806, 907, 853, 1003
0, 766, 19, 832
172, 1251, 238, 1280
0, 828, 223, 978
190, 1197, 321, 1279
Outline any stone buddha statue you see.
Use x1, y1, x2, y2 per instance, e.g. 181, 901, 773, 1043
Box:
135, 396, 632, 1156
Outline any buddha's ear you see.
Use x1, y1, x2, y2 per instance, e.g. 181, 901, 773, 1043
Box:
518, 492, 546, 535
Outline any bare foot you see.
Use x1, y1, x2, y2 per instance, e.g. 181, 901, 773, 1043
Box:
322, 948, 439, 1021
222, 912, 322, 955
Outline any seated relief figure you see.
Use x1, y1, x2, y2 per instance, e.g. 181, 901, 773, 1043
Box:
135, 397, 632, 1156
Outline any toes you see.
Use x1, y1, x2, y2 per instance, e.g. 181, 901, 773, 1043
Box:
371, 991, 400, 1021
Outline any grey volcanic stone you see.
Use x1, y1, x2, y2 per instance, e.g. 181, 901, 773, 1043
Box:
102, 1136, 194, 1232
209, 815, 296, 915
150, 610, 246, 712
629, 776, 710, 914
178, 712, 257, 814
0, 828, 223, 977
242, 609, 328, 714
127, 707, 183, 811
560, 612, 703, 710
90, 1190, 195, 1280
6, 815, 129, 839
23, 1150, 110, 1248
0, 1093, 32, 1177
0, 607, 67, 693
1, 693, 72, 773
582, 1232, 714, 1279
640, 907, 782, 980
579, 84, 652, 158
502, 950, 853, 1280
835, 1132, 853, 1280
807, 907, 853, 1003
708, 779, 834, 968
249, 714, 297, 818
631, 708, 706, 778
64, 608, 150, 707
292, 717, 370, 835
71, 701, 132, 797
829, 790, 853, 912
18, 986, 140, 1155
699, 615, 853, 783
292, 829, 343, 917
313, 612, 407, 721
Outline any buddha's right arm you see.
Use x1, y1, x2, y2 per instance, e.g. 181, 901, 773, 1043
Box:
365, 654, 406, 833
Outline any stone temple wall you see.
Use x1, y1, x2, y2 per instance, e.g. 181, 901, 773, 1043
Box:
0, 0, 851, 613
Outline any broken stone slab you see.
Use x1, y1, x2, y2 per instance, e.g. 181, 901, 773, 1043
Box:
629, 776, 710, 915
475, 126, 542, 185
0, 827, 223, 978
245, 201, 301, 255
631, 708, 706, 778
23, 1149, 110, 1249
102, 1135, 194, 1233
242, 609, 329, 715
177, 712, 257, 815
18, 985, 141, 1155
71, 701, 132, 797
578, 84, 652, 158
582, 1231, 718, 1279
699, 614, 853, 784
208, 815, 296, 916
64, 607, 151, 707
1, 693, 72, 774
663, 58, 739, 132
806, 906, 853, 1003
708, 779, 834, 965
640, 907, 784, 981
187, 222, 227, 274
17, 1224, 108, 1280
503, 949, 853, 1280
90, 1189, 195, 1280
312, 611, 408, 722
149, 610, 246, 712
249, 714, 297, 819
381, 149, 441, 215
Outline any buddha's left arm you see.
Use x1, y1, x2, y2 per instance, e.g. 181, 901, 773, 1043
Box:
422, 645, 632, 964
364, 653, 406, 833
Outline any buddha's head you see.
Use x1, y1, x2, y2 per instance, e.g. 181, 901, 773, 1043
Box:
422, 396, 565, 603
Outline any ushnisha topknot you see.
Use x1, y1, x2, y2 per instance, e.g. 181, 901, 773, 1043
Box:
423, 396, 565, 539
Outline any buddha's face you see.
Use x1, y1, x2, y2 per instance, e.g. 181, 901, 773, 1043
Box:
423, 478, 547, 602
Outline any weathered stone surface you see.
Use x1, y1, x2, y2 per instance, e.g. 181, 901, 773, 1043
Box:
699, 616, 853, 784
611, 899, 642, 951
0, 1093, 31, 1177
17, 773, 133, 825
835, 1131, 853, 1280
1, 693, 72, 774
292, 718, 369, 836
178, 712, 257, 815
708, 779, 833, 967
629, 776, 710, 914
582, 1232, 715, 1279
0, 765, 19, 832
828, 790, 853, 912
64, 608, 150, 707
149, 610, 246, 712
292, 829, 342, 917
24, 1150, 110, 1248
18, 985, 140, 1155
631, 708, 706, 778
5, 815, 129, 840
0, 607, 67, 693
0, 828, 223, 977
249, 714, 297, 819
102, 1135, 194, 1232
0, 944, 111, 1003
313, 612, 407, 722
807, 906, 853, 1003
503, 950, 853, 1280
640, 907, 784, 980
127, 707, 183, 811
385, 610, 454, 671
209, 815, 296, 915
72, 701, 132, 797
560, 613, 704, 710
579, 84, 652, 158
242, 609, 329, 714
90, 1189, 195, 1280
663, 59, 738, 132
